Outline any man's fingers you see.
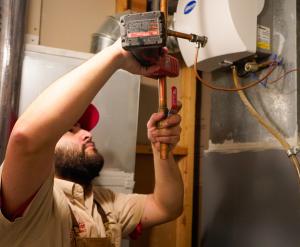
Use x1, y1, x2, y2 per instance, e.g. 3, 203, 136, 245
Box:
159, 114, 181, 128
169, 101, 182, 114
151, 126, 181, 138
156, 136, 180, 145
147, 112, 165, 129
142, 65, 161, 77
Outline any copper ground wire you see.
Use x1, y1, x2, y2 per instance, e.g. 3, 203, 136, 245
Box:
267, 68, 300, 84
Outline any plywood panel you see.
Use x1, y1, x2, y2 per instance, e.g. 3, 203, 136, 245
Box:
40, 0, 115, 52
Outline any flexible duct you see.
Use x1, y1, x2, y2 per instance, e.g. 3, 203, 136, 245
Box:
0, 0, 28, 162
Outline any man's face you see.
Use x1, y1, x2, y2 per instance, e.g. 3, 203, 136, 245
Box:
54, 124, 104, 185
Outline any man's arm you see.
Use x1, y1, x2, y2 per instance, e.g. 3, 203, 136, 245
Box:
1, 41, 159, 219
141, 108, 184, 228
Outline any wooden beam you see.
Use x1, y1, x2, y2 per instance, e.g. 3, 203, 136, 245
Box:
115, 0, 129, 13
130, 0, 147, 12
176, 65, 196, 247
116, 0, 146, 13
25, 0, 42, 44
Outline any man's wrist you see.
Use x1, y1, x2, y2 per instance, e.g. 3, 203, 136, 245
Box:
151, 143, 174, 160
107, 43, 128, 70
94, 44, 124, 71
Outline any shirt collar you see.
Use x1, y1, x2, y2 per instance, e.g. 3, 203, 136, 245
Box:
54, 178, 85, 205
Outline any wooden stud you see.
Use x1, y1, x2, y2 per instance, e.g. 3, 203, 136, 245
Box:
130, 0, 147, 12
115, 0, 129, 13
175, 65, 196, 247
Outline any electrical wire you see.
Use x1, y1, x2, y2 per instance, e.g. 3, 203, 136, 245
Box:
267, 68, 300, 84
232, 66, 300, 186
193, 46, 278, 92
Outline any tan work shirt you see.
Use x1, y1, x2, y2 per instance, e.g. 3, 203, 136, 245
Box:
0, 170, 146, 247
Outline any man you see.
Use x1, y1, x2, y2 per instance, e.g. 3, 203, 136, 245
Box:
0, 40, 183, 247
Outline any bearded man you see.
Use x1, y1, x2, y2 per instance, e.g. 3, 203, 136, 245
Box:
0, 40, 183, 247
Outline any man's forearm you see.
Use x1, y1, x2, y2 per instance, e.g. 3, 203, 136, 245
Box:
152, 146, 184, 219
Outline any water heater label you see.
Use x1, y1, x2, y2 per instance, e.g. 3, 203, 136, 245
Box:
184, 0, 197, 15
257, 24, 271, 51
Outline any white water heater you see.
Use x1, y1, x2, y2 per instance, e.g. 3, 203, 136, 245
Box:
174, 0, 261, 72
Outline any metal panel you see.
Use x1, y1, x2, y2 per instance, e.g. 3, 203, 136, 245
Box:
201, 150, 300, 247
209, 0, 297, 148
198, 1, 300, 246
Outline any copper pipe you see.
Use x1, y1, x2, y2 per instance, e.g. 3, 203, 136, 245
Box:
167, 29, 208, 47
158, 77, 167, 109
158, 0, 169, 159
167, 29, 194, 41
158, 76, 168, 159
157, 0, 169, 160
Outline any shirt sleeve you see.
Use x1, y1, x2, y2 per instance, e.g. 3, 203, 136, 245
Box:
93, 187, 147, 238
0, 165, 54, 229
129, 222, 143, 240
113, 192, 147, 237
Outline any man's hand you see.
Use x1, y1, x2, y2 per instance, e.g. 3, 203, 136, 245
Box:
110, 39, 166, 78
147, 102, 182, 152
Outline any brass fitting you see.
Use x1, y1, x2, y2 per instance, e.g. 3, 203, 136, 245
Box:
244, 62, 260, 72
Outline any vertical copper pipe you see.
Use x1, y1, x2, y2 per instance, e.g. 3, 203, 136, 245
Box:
158, 77, 167, 109
158, 0, 169, 159
0, 0, 27, 162
158, 76, 168, 159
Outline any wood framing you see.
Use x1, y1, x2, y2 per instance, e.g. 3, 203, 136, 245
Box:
176, 66, 196, 247
115, 0, 129, 13
115, 0, 146, 12
25, 0, 42, 44
129, 0, 147, 12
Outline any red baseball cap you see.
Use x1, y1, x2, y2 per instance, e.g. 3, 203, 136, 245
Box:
77, 104, 100, 131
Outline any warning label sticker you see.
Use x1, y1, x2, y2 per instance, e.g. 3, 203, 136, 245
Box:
257, 24, 271, 51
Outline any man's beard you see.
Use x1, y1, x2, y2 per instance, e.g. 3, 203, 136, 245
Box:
54, 144, 104, 186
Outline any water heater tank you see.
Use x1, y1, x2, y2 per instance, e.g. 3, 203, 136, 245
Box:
174, 0, 259, 72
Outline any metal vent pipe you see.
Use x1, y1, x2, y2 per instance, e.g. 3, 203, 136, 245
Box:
0, 0, 28, 162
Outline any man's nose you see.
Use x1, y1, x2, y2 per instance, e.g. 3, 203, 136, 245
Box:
80, 129, 92, 141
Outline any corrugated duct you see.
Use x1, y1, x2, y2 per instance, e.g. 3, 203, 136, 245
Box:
0, 0, 27, 161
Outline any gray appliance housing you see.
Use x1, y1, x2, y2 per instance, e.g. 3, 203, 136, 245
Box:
198, 1, 300, 246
